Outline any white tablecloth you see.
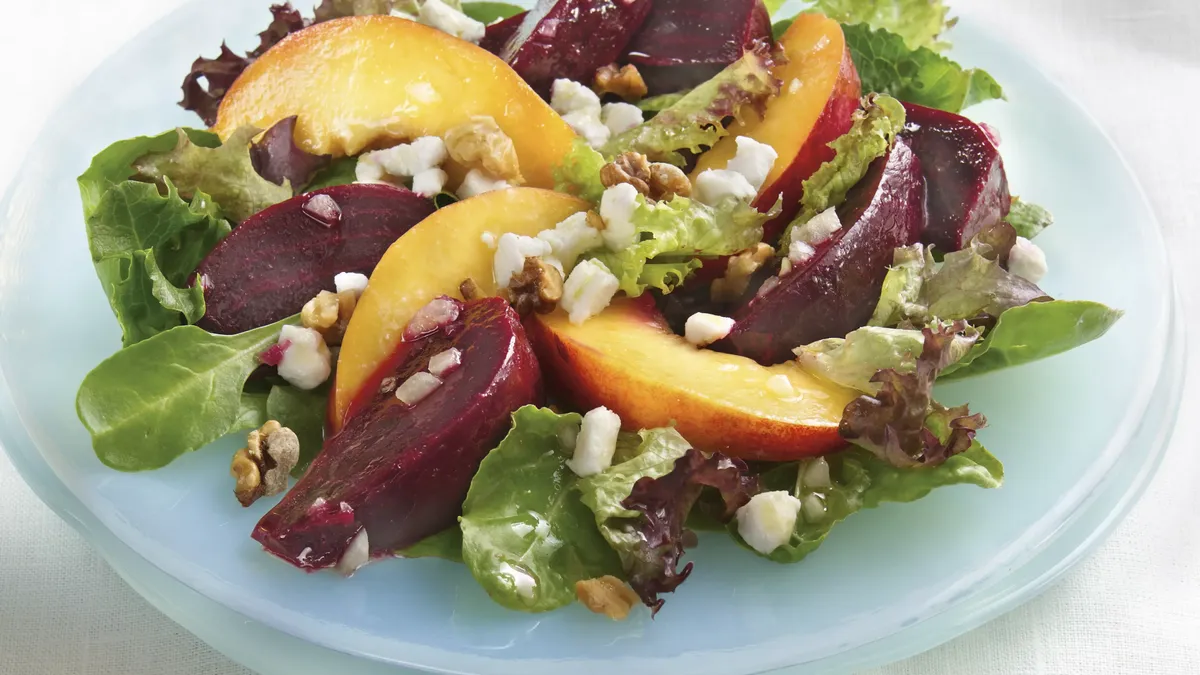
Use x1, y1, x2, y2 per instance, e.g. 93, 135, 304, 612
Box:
2, 1, 1197, 673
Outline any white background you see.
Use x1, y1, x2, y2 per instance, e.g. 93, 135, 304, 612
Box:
1, 1, 1198, 673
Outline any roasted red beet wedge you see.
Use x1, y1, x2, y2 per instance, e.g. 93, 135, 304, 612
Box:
195, 183, 435, 334
623, 0, 772, 94
479, 11, 526, 55
719, 138, 928, 365
500, 0, 653, 97
252, 297, 542, 571
901, 102, 1010, 253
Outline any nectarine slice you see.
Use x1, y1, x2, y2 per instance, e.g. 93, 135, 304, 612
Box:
213, 16, 577, 189
692, 13, 861, 239
527, 297, 857, 461
332, 188, 589, 430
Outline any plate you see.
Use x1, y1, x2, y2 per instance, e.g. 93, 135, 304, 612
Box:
0, 2, 1183, 674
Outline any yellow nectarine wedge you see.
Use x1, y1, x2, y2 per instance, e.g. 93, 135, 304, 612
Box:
692, 13, 861, 235
213, 16, 577, 189
527, 297, 858, 461
332, 188, 590, 429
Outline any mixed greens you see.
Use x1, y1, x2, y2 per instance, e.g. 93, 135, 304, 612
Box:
73, 0, 1122, 621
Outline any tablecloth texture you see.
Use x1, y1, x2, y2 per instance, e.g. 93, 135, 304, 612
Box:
2, 0, 1197, 673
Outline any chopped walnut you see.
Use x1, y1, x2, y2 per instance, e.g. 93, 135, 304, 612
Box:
503, 257, 563, 317
444, 116, 524, 183
600, 151, 692, 201
711, 243, 776, 303
459, 277, 485, 301
301, 289, 358, 345
576, 576, 640, 620
593, 64, 648, 102
230, 421, 300, 507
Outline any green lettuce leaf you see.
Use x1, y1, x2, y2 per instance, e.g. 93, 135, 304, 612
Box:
553, 139, 608, 203
782, 95, 906, 248
460, 407, 622, 612
134, 127, 292, 222
78, 128, 221, 220
734, 443, 1002, 563
461, 1, 523, 23
811, 0, 954, 51
637, 92, 689, 113
772, 18, 794, 40
588, 194, 769, 296
235, 391, 270, 431
399, 527, 464, 563
304, 156, 359, 192
868, 244, 933, 327
795, 324, 977, 393
76, 316, 297, 471
843, 23, 1004, 113
265, 385, 328, 475
1005, 198, 1054, 239
86, 179, 230, 346
940, 300, 1124, 380
602, 46, 780, 166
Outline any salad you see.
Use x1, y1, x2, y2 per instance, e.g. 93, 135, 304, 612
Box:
74, 0, 1122, 620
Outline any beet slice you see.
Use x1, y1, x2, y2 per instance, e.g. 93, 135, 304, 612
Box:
194, 184, 435, 335
479, 11, 526, 55
719, 138, 928, 365
252, 297, 543, 570
901, 102, 1010, 253
500, 0, 653, 97
623, 0, 772, 94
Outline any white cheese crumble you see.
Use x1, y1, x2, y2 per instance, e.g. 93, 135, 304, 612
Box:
599, 183, 640, 250
334, 272, 369, 295
693, 169, 758, 206
561, 259, 620, 325
354, 154, 386, 183
417, 0, 486, 43
793, 207, 842, 246
766, 374, 795, 399
788, 240, 817, 264
536, 211, 604, 271
684, 313, 735, 347
725, 137, 779, 192
360, 136, 447, 178
551, 79, 610, 148
395, 371, 443, 406
410, 167, 448, 197
1008, 236, 1048, 284
601, 102, 645, 136
566, 406, 622, 477
493, 233, 553, 288
276, 325, 331, 390
428, 348, 462, 377
562, 111, 612, 148
458, 168, 511, 198
481, 231, 497, 249
336, 528, 370, 576
737, 491, 802, 555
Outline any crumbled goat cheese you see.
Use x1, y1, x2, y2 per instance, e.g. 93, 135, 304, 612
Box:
333, 272, 369, 295
737, 491, 802, 555
458, 168, 511, 198
276, 325, 332, 390
418, 0, 486, 43
685, 313, 736, 347
1008, 236, 1048, 284
566, 407, 622, 477
599, 183, 640, 250
561, 259, 620, 325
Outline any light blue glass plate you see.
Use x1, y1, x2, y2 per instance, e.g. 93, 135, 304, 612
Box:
0, 2, 1183, 674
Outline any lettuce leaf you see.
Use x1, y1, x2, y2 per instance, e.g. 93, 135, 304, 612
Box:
602, 45, 781, 166
839, 322, 988, 468
734, 443, 1002, 563
940, 300, 1124, 380
553, 139, 608, 203
1005, 198, 1054, 239
782, 95, 906, 247
265, 385, 328, 475
795, 324, 977, 394
399, 527, 465, 562
78, 128, 220, 220
843, 23, 1004, 113
588, 194, 769, 296
810, 0, 954, 51
135, 127, 292, 222
305, 157, 359, 192
460, 407, 622, 612
86, 179, 230, 346
461, 1, 524, 23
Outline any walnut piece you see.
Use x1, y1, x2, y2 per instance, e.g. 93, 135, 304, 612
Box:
230, 421, 301, 507
459, 277, 485, 301
301, 289, 359, 345
593, 64, 648, 101
576, 576, 640, 620
601, 151, 692, 201
503, 257, 563, 317
444, 116, 523, 183
711, 243, 776, 303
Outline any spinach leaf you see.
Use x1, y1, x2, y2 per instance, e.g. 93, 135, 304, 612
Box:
461, 2, 523, 23
399, 528, 464, 563
736, 444, 1002, 563
460, 406, 621, 612
76, 316, 297, 471
266, 385, 328, 475
940, 300, 1124, 380
236, 391, 270, 431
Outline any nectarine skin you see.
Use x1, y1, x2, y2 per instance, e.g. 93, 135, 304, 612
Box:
692, 13, 862, 242
528, 297, 857, 462
721, 138, 928, 365
253, 298, 542, 569
332, 188, 590, 431
213, 16, 576, 189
